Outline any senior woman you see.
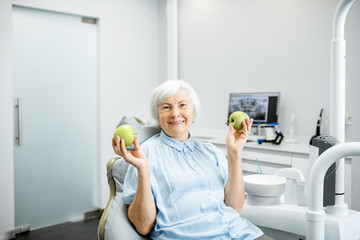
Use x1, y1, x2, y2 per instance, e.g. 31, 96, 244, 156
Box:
112, 80, 265, 240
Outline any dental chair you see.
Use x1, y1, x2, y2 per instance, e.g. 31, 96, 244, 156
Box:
98, 156, 149, 240
98, 116, 160, 240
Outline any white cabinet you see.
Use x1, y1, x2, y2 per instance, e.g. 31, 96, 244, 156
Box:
192, 128, 353, 208
214, 141, 309, 176
242, 148, 292, 175
192, 128, 310, 177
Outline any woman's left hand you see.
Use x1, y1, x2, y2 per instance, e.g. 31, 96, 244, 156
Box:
225, 118, 253, 212
226, 118, 253, 158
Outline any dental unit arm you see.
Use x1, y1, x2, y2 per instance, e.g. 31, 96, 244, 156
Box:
305, 0, 360, 239
306, 142, 360, 240
330, 0, 357, 215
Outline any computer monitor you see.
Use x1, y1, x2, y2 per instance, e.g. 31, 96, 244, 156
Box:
228, 92, 280, 125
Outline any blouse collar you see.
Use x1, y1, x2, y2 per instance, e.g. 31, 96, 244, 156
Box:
160, 130, 195, 152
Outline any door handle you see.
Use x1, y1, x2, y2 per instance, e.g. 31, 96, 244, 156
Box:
16, 98, 22, 146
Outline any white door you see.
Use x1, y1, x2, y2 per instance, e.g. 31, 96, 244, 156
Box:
13, 6, 98, 229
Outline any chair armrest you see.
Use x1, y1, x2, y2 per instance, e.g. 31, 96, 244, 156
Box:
98, 157, 120, 240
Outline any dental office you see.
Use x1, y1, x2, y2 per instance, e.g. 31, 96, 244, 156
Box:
1, 0, 360, 239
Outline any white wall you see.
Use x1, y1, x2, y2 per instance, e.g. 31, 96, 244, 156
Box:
178, 0, 359, 141
0, 0, 164, 235
348, 1, 360, 211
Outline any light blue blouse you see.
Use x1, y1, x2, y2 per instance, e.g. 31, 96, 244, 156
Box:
123, 131, 263, 240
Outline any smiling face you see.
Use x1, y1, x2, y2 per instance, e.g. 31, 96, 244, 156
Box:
158, 88, 195, 142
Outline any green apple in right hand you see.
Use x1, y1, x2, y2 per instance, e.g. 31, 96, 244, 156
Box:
229, 111, 249, 131
113, 124, 135, 147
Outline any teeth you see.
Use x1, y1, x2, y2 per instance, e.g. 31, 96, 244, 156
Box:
170, 120, 184, 124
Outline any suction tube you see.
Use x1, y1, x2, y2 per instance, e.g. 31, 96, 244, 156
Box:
306, 142, 360, 240
330, 0, 357, 215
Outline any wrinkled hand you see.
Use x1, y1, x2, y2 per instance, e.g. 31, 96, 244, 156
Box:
226, 118, 253, 158
112, 136, 149, 171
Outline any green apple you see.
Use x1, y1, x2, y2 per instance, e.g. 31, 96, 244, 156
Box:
113, 124, 135, 147
229, 111, 249, 131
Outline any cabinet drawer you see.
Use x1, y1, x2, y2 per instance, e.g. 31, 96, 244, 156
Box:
243, 148, 292, 166
242, 159, 287, 175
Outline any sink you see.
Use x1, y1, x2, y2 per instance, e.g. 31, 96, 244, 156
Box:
244, 174, 286, 205
244, 174, 286, 196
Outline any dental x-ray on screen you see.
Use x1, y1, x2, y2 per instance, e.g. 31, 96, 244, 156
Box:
228, 92, 280, 125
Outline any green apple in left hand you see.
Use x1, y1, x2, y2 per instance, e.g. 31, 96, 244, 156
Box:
113, 124, 135, 147
229, 111, 249, 131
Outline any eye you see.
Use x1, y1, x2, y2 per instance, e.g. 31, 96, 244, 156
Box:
162, 105, 170, 110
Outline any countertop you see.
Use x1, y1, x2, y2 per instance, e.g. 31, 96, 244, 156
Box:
190, 127, 311, 155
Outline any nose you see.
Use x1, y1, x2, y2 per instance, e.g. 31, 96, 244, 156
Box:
171, 107, 180, 117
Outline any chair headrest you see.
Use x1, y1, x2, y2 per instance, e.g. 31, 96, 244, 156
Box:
116, 116, 161, 150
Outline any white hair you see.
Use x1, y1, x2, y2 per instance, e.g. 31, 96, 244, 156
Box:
150, 80, 201, 123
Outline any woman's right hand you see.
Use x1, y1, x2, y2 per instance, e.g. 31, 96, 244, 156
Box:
112, 136, 149, 174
